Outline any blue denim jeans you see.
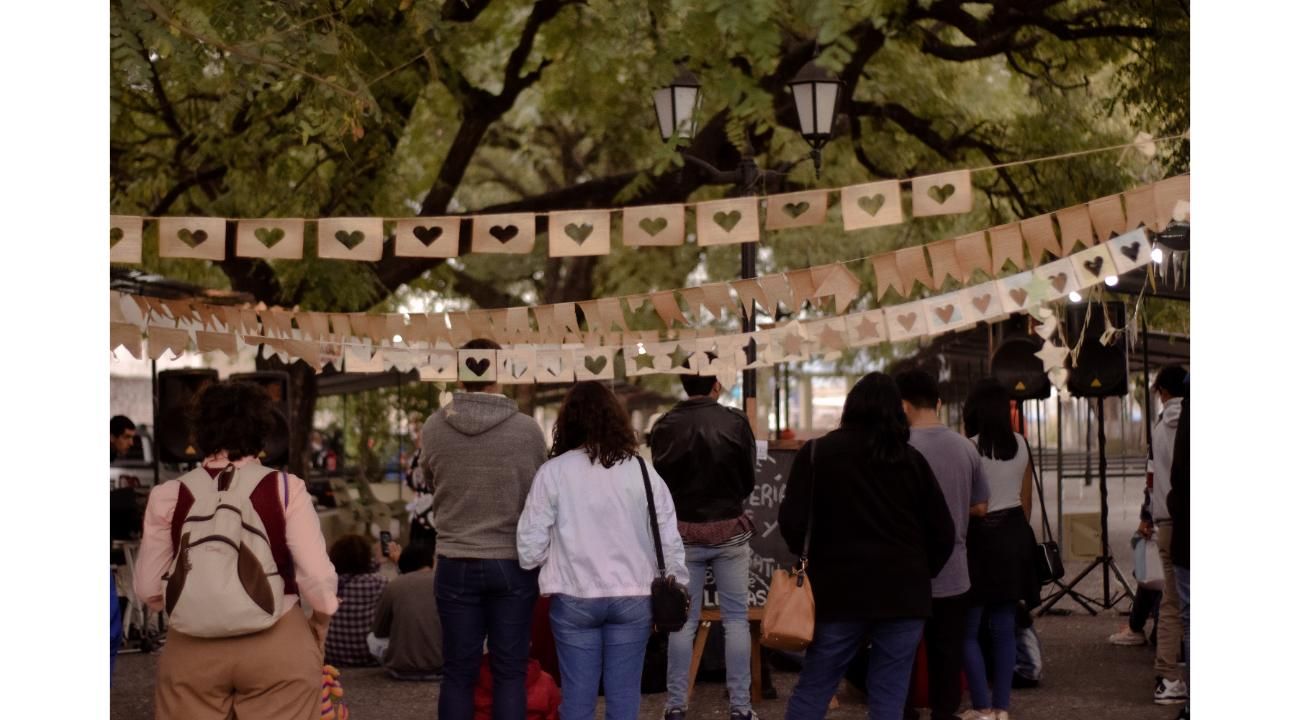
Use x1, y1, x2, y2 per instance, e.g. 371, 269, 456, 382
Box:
963, 602, 1017, 711
550, 594, 653, 720
784, 618, 925, 720
435, 557, 540, 720
1175, 565, 1189, 674
666, 543, 752, 714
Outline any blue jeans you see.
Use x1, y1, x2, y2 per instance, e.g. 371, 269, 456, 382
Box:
785, 618, 925, 720
963, 602, 1016, 711
666, 543, 752, 714
435, 557, 540, 720
1175, 565, 1189, 674
550, 595, 653, 720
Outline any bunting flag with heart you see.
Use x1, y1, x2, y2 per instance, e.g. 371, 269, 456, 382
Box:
574, 347, 616, 381
810, 264, 861, 313
895, 246, 936, 293
148, 325, 192, 359
418, 350, 459, 382
496, 346, 537, 384
764, 189, 829, 230
317, 217, 384, 261
989, 223, 1028, 273
996, 271, 1035, 313
696, 197, 760, 246
841, 180, 904, 231
954, 231, 994, 282
110, 322, 142, 358
345, 346, 386, 373
394, 217, 460, 258
1032, 258, 1082, 302
1122, 186, 1157, 232
910, 170, 972, 217
1019, 214, 1062, 267
110, 215, 144, 264
1153, 175, 1190, 231
925, 293, 976, 334
730, 278, 771, 319
159, 217, 226, 260
926, 238, 962, 287
458, 347, 497, 382
844, 309, 886, 347
884, 301, 929, 342
962, 283, 1006, 324
1106, 227, 1152, 275
548, 210, 612, 257
195, 331, 239, 358
1055, 204, 1095, 252
1086, 195, 1127, 243
1071, 244, 1118, 288
472, 213, 536, 254
621, 204, 685, 247
535, 346, 576, 383
871, 252, 907, 300
236, 219, 305, 259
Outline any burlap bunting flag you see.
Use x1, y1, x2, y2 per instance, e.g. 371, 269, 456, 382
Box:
497, 347, 537, 384
159, 217, 226, 260
1055, 204, 1095, 252
926, 239, 962, 287
549, 210, 612, 257
574, 347, 617, 381
757, 275, 795, 314
954, 232, 993, 281
764, 190, 829, 230
458, 347, 497, 383
810, 264, 860, 314
962, 283, 1005, 324
1122, 186, 1157, 231
535, 347, 576, 383
844, 310, 885, 347
996, 271, 1035, 313
148, 326, 191, 359
871, 253, 906, 299
1019, 214, 1061, 266
317, 218, 384, 261
110, 216, 143, 264
622, 204, 686, 247
883, 302, 929, 342
1071, 244, 1118, 288
700, 283, 739, 318
841, 180, 904, 231
910, 170, 973, 217
237, 219, 305, 259
577, 301, 606, 335
895, 246, 934, 294
697, 197, 760, 246
196, 331, 239, 358
731, 279, 771, 318
785, 269, 818, 311
597, 298, 627, 332
394, 217, 460, 258
679, 287, 709, 321
472, 213, 536, 255
1153, 175, 1190, 231
1033, 258, 1082, 302
1087, 195, 1126, 242
110, 322, 142, 358
989, 224, 1027, 273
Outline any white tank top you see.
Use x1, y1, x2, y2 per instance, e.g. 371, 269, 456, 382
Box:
973, 434, 1029, 513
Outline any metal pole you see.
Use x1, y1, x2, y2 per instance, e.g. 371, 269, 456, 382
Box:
151, 359, 160, 486
1097, 397, 1110, 604
1084, 401, 1093, 487
740, 156, 759, 435
1142, 314, 1153, 446
1056, 394, 1064, 537
773, 363, 782, 435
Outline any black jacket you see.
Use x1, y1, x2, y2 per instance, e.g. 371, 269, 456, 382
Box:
778, 428, 955, 622
1168, 395, 1189, 568
649, 398, 757, 523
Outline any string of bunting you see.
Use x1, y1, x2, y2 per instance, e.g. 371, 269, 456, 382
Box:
108, 135, 1189, 264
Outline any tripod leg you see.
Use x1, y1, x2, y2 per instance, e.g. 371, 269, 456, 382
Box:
1102, 557, 1137, 609
1038, 558, 1104, 616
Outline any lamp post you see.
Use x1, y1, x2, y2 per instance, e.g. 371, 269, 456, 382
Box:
653, 61, 841, 433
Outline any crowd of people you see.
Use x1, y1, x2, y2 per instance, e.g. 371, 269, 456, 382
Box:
124, 336, 1189, 720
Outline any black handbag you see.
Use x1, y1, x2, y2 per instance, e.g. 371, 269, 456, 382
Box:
636, 456, 690, 632
1026, 442, 1066, 585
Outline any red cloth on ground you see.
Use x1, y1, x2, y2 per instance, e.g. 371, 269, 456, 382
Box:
473, 656, 560, 720
530, 595, 560, 683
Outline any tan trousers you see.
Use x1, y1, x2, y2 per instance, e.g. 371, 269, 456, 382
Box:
1154, 522, 1184, 681
155, 608, 322, 720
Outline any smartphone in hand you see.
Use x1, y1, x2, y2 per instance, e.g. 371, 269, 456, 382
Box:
380, 531, 392, 559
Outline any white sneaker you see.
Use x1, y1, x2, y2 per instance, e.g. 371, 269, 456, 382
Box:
959, 711, 995, 720
1153, 677, 1189, 704
1108, 627, 1147, 646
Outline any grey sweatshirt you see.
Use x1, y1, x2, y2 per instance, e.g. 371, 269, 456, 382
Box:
419, 393, 547, 559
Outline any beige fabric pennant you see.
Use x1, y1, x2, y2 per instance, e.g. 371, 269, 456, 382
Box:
764, 190, 829, 230
158, 216, 226, 260
1107, 228, 1153, 275
535, 347, 576, 383
989, 223, 1027, 273
841, 180, 904, 231
1122, 186, 1157, 231
895, 246, 935, 293
844, 309, 886, 347
503, 307, 536, 344
404, 313, 432, 343
1033, 258, 1083, 302
757, 275, 795, 314
497, 347, 537, 385
551, 304, 584, 343
806, 317, 849, 356
1055, 204, 1095, 252
329, 314, 353, 339
996, 271, 1035, 313
910, 170, 973, 217
624, 294, 652, 315
446, 312, 473, 347
394, 217, 461, 258
883, 301, 930, 342
264, 308, 295, 337
679, 287, 709, 321
466, 310, 497, 341
924, 293, 977, 335
871, 252, 907, 300
195, 331, 238, 358
573, 347, 617, 381
1071, 244, 1119, 288
345, 346, 385, 373
148, 325, 191, 359
696, 197, 760, 246
472, 213, 536, 254
285, 339, 322, 370
597, 298, 627, 333
1019, 214, 1061, 267
548, 210, 612, 257
1087, 195, 1126, 242
577, 301, 606, 335
236, 219, 305, 259
1153, 175, 1190, 231
954, 232, 993, 282
161, 299, 197, 324
785, 269, 819, 311
297, 312, 329, 340
962, 282, 1006, 324
810, 264, 861, 314
109, 293, 128, 324
419, 350, 460, 382
240, 308, 263, 335
926, 239, 962, 286
458, 348, 498, 383
650, 292, 688, 328
110, 322, 142, 358
700, 283, 740, 318
317, 217, 384, 261
621, 204, 686, 247
731, 279, 771, 318
385, 314, 408, 344
531, 306, 564, 344
423, 313, 453, 348
110, 215, 144, 264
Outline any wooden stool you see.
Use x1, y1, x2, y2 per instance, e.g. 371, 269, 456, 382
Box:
686, 607, 765, 704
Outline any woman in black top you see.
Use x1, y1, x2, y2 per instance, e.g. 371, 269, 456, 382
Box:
779, 373, 955, 720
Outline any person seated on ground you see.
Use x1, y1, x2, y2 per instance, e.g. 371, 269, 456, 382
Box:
369, 541, 443, 680
325, 534, 394, 667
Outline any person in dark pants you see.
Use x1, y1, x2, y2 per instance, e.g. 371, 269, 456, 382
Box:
1168, 390, 1190, 720
419, 339, 549, 720
779, 373, 956, 720
895, 370, 989, 720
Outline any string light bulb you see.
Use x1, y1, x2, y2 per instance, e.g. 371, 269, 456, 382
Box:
1150, 247, 1164, 264
392, 334, 403, 343
1068, 291, 1083, 303
1104, 275, 1119, 287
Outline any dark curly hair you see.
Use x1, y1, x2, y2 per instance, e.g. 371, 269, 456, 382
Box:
329, 534, 373, 575
550, 381, 639, 468
840, 372, 911, 464
191, 380, 276, 460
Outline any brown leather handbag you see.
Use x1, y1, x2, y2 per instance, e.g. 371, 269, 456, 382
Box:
760, 441, 816, 651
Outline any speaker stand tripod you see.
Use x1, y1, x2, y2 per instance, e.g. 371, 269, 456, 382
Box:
1038, 397, 1135, 615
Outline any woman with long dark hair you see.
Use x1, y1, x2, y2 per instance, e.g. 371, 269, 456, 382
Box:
960, 378, 1041, 720
516, 381, 687, 720
779, 373, 956, 720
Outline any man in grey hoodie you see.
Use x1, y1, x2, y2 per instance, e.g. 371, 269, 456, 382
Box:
420, 338, 548, 720
1145, 364, 1188, 706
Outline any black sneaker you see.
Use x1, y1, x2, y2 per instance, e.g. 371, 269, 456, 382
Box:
730, 711, 757, 720
664, 709, 685, 720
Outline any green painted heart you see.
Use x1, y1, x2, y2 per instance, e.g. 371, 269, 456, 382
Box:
413, 225, 443, 246
783, 201, 810, 219
638, 217, 668, 236
254, 227, 285, 248
564, 223, 594, 244
177, 228, 208, 248
583, 354, 608, 375
489, 225, 519, 243
713, 210, 742, 232
857, 193, 886, 216
335, 230, 366, 250
465, 356, 491, 377
927, 183, 957, 205
110, 227, 124, 248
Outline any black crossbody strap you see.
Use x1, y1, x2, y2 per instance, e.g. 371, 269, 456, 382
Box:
799, 440, 817, 563
636, 456, 667, 577
1024, 434, 1056, 544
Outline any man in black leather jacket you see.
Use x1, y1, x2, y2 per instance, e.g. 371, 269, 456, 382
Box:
650, 372, 757, 720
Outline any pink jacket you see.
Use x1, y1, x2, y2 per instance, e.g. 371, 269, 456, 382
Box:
133, 454, 340, 617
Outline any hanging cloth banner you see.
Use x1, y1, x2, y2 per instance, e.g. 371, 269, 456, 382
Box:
926, 239, 962, 287
159, 217, 226, 260
697, 197, 761, 246
841, 180, 904, 231
989, 224, 1027, 273
110, 216, 144, 265
1019, 215, 1061, 267
910, 170, 973, 217
895, 246, 935, 293
317, 218, 384, 261
237, 219, 305, 260
871, 252, 906, 300
954, 231, 993, 282
1055, 204, 1095, 252
764, 190, 829, 230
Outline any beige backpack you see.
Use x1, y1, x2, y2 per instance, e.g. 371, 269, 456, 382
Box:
163, 462, 288, 638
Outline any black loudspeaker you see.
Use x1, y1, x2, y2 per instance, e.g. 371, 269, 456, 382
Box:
231, 371, 292, 467
992, 336, 1051, 400
1066, 301, 1130, 397
157, 369, 219, 464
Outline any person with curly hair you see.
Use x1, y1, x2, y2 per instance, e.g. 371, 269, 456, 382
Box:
324, 534, 393, 668
517, 381, 688, 720
133, 380, 339, 719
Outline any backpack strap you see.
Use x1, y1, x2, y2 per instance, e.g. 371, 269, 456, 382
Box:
247, 467, 298, 595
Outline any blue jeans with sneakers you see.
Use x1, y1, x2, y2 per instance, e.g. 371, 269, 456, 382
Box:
666, 543, 753, 716
784, 618, 925, 720
550, 594, 653, 720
